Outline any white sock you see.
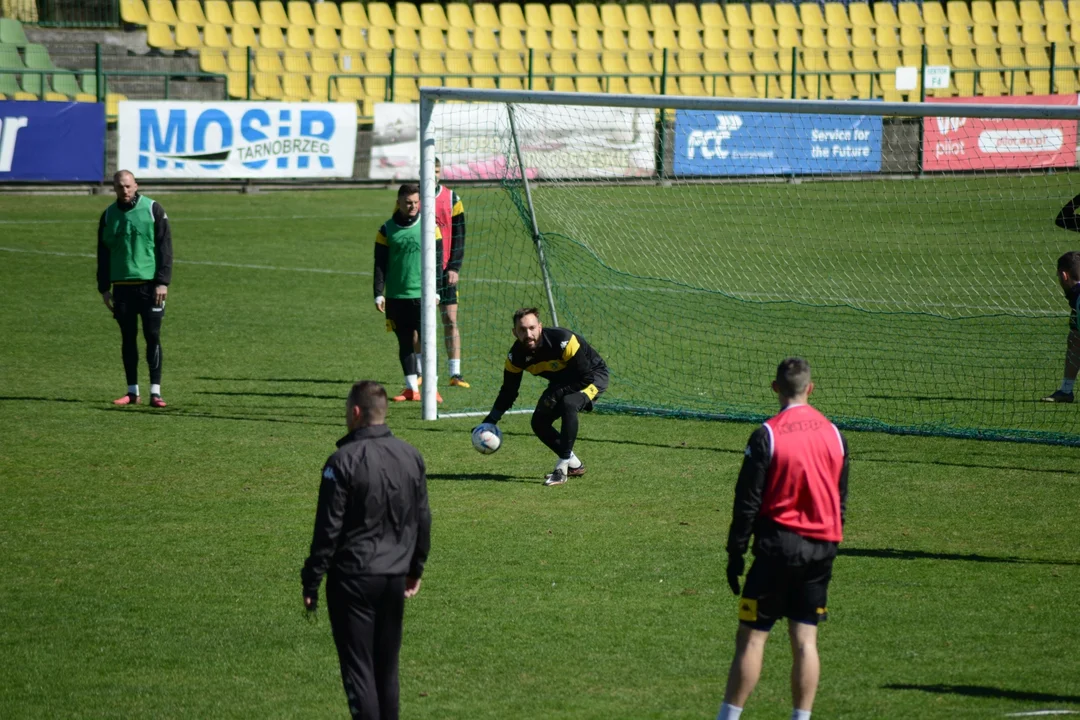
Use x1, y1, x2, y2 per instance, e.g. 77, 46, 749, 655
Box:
128, 384, 139, 395
568, 451, 582, 469
554, 458, 570, 475
448, 358, 461, 376
150, 384, 161, 396
1061, 378, 1075, 394
405, 374, 419, 392
792, 709, 812, 720
717, 703, 743, 720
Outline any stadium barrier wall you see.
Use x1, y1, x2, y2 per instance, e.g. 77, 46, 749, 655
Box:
0, 100, 104, 181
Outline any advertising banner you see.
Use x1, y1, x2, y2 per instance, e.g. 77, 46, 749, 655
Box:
369, 102, 656, 180
0, 101, 104, 181
117, 101, 357, 178
923, 94, 1078, 171
673, 110, 882, 176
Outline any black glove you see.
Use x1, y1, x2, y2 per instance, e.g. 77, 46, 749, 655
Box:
726, 553, 745, 596
303, 590, 318, 613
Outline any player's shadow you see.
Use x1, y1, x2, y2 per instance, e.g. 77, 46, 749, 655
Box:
839, 547, 1080, 566
0, 395, 84, 404
195, 390, 343, 400
864, 394, 1002, 403
196, 376, 361, 385
426, 472, 534, 484
855, 452, 1080, 476
90, 406, 341, 427
883, 683, 1080, 704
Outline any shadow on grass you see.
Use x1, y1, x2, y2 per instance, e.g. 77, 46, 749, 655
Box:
0, 395, 85, 403
196, 376, 385, 385
840, 547, 1080, 566
855, 453, 1080, 476
90, 406, 341, 427
195, 390, 342, 400
865, 394, 1004, 403
427, 472, 534, 484
883, 683, 1080, 704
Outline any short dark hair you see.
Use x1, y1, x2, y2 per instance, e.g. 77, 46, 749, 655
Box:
434, 157, 441, 168
1058, 251, 1080, 280
347, 380, 388, 425
398, 183, 420, 199
775, 357, 812, 397
513, 307, 540, 326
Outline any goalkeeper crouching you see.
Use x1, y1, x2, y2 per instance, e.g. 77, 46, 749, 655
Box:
478, 307, 609, 486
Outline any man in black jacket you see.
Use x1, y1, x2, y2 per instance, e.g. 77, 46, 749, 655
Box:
301, 381, 431, 720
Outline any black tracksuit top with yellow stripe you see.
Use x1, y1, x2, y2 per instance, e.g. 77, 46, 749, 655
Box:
485, 327, 608, 424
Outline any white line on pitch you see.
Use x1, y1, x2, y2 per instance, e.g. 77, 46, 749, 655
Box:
1004, 711, 1080, 716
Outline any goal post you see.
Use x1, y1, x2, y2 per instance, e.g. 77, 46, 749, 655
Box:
419, 88, 1080, 446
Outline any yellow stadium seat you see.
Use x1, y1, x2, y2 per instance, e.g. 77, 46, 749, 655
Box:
699, 3, 727, 29
1045, 0, 1068, 24
312, 2, 341, 27
602, 49, 629, 73
419, 26, 444, 49
702, 26, 726, 49
364, 74, 388, 100
447, 27, 471, 49
308, 73, 330, 100
394, 77, 419, 102
472, 48, 498, 75
501, 29, 524, 50
753, 27, 777, 49
202, 22, 229, 47
898, 2, 924, 26
654, 27, 678, 49
473, 27, 498, 50
231, 24, 258, 48
876, 46, 900, 70
337, 50, 365, 73
289, 1, 316, 27
255, 48, 283, 72
311, 48, 336, 71
601, 3, 629, 30
105, 93, 127, 119
1000, 44, 1026, 69
259, 1, 288, 27
1072, 22, 1080, 42
750, 2, 777, 29
341, 26, 366, 49
446, 2, 473, 29
396, 2, 422, 28
996, 23, 1021, 44
1047, 22, 1068, 43
341, 2, 368, 27
1053, 69, 1079, 94
726, 27, 751, 50
947, 24, 972, 46
177, 0, 207, 25
444, 50, 471, 87
1026, 46, 1050, 91
525, 27, 549, 49
946, 0, 972, 25
577, 3, 602, 29
395, 27, 419, 50
418, 49, 445, 78
900, 46, 921, 66
203, 1, 233, 26
852, 25, 875, 48
995, 0, 1022, 24
473, 2, 500, 29
287, 26, 312, 49
849, 2, 875, 26
827, 27, 851, 47
678, 28, 702, 50
367, 27, 393, 50
147, 22, 177, 49
233, 1, 261, 26
873, 1, 899, 27
606, 75, 630, 93
753, 48, 780, 71
678, 48, 705, 72
549, 2, 578, 30
283, 48, 311, 72
121, 0, 151, 25
1021, 23, 1045, 44
254, 71, 283, 98
629, 27, 653, 49
825, 3, 852, 27
777, 26, 799, 48
368, 2, 396, 28
971, 1, 997, 24
334, 72, 363, 99
898, 24, 920, 46
175, 22, 201, 48
626, 4, 652, 30
498, 49, 527, 73
525, 3, 554, 30
975, 46, 1000, 67
420, 3, 448, 28
578, 27, 602, 50
800, 3, 827, 28
727, 52, 756, 96
260, 24, 285, 49
972, 23, 996, 45
650, 3, 676, 29
551, 26, 575, 50
148, 0, 179, 25
726, 3, 752, 28
852, 46, 878, 69
802, 26, 827, 48
923, 2, 948, 26
200, 48, 226, 72
604, 28, 628, 50
313, 25, 339, 49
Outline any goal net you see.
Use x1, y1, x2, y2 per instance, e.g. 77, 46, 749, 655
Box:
417, 89, 1080, 446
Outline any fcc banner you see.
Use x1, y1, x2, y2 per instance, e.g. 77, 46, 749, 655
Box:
923, 94, 1078, 171
0, 101, 104, 181
673, 110, 882, 176
369, 102, 656, 180
117, 101, 357, 178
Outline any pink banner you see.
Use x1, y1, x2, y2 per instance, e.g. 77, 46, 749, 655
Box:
923, 94, 1078, 171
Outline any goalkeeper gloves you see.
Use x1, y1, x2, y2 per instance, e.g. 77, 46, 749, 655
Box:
726, 553, 745, 596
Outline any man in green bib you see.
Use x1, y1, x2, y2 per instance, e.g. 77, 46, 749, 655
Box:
96, 170, 173, 407
374, 184, 442, 404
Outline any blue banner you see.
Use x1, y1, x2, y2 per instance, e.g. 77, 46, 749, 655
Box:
673, 110, 882, 176
0, 101, 105, 181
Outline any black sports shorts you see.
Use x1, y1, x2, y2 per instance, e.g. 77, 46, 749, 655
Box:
384, 297, 421, 335
438, 271, 458, 306
738, 555, 833, 630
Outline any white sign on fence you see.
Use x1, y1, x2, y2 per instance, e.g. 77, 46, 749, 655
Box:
117, 101, 357, 179
924, 65, 952, 90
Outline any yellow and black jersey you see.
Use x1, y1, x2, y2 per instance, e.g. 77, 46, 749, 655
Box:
484, 327, 608, 424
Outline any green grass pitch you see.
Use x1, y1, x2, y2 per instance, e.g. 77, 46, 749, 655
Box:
1, 186, 1078, 719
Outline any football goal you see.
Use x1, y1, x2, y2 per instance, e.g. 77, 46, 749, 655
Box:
417, 88, 1080, 446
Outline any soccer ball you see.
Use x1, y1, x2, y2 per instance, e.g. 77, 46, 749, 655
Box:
471, 423, 502, 454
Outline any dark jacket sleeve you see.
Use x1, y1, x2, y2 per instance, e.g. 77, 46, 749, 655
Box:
838, 433, 850, 527
151, 202, 172, 285
374, 225, 388, 298
1056, 193, 1080, 232
96, 210, 110, 294
409, 454, 431, 578
447, 193, 465, 273
300, 457, 350, 594
726, 426, 771, 555
483, 368, 523, 425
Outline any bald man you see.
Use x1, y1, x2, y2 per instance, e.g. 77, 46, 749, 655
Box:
97, 170, 173, 407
